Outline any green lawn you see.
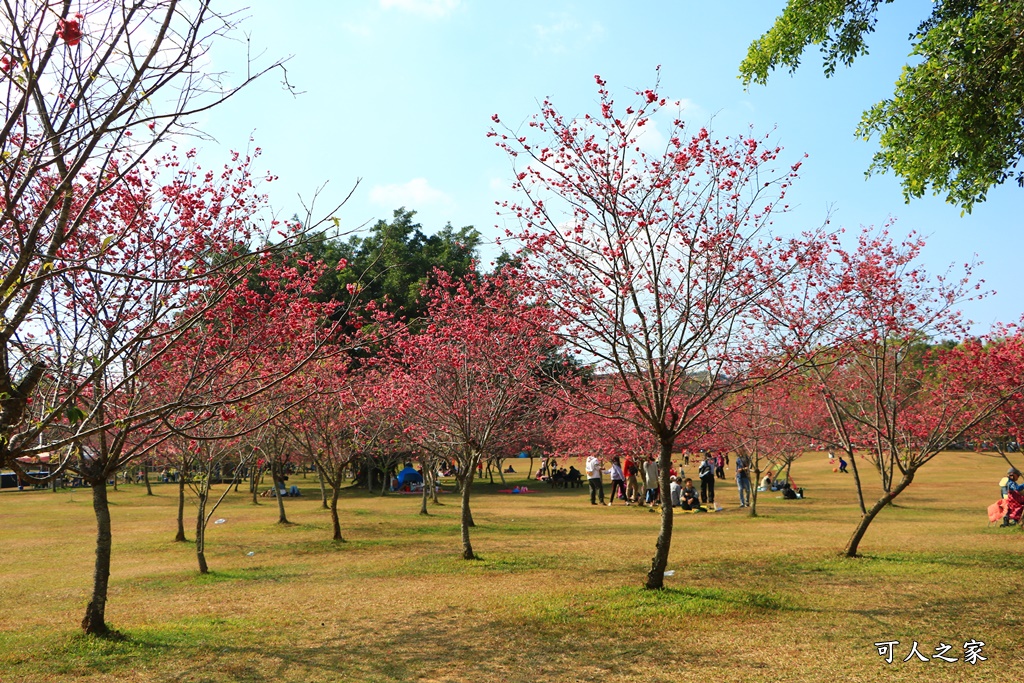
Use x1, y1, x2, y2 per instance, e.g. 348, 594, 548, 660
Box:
0, 452, 1019, 682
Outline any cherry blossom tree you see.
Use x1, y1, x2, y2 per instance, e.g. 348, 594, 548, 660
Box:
0, 0, 295, 475
493, 73, 833, 588
377, 268, 557, 560
715, 376, 815, 517
799, 229, 1024, 556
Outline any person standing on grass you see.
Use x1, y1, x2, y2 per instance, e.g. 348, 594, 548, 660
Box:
623, 454, 641, 505
643, 455, 660, 506
735, 452, 752, 508
715, 452, 726, 479
699, 452, 716, 505
606, 456, 626, 506
586, 453, 605, 505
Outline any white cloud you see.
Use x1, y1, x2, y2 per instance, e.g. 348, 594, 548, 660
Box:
369, 178, 453, 208
380, 0, 460, 18
532, 14, 605, 54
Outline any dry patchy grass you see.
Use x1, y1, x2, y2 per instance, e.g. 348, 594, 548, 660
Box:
0, 452, 1021, 682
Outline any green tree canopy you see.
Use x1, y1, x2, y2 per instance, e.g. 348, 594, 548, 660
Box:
740, 0, 1024, 212
316, 208, 481, 320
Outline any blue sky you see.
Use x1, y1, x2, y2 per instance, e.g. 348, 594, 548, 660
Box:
198, 0, 1021, 329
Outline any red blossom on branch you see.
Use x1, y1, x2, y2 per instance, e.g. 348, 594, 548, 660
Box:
57, 18, 82, 46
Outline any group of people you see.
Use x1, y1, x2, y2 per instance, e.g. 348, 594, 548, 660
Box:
581, 451, 758, 509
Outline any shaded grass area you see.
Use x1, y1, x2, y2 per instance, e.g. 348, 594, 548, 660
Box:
0, 452, 1020, 682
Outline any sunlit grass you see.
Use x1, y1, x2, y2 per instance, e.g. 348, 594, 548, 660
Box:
0, 452, 1018, 682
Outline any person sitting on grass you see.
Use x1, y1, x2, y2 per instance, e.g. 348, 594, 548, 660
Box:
680, 478, 703, 511
669, 475, 682, 508
1001, 468, 1024, 527
783, 482, 800, 499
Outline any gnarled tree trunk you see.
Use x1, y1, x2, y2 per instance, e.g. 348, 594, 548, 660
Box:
460, 466, 476, 559
175, 478, 187, 542
317, 468, 329, 509
330, 486, 344, 542
844, 469, 916, 557
82, 482, 113, 635
645, 437, 675, 589
272, 472, 290, 524
195, 490, 209, 574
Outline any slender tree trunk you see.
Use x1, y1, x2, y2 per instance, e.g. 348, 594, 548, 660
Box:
419, 475, 429, 515
330, 486, 344, 542
750, 463, 760, 518
175, 478, 187, 542
844, 469, 916, 557
317, 467, 329, 509
196, 490, 209, 574
460, 467, 476, 560
847, 448, 868, 515
496, 460, 506, 485
251, 467, 261, 505
645, 438, 675, 589
143, 467, 153, 496
430, 468, 440, 505
273, 474, 290, 524
527, 454, 534, 480
82, 481, 113, 635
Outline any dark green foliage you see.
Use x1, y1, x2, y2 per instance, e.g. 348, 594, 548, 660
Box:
330, 208, 481, 320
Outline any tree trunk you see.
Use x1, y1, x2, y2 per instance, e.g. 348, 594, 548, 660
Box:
317, 467, 329, 510
749, 464, 760, 518
273, 474, 290, 524
143, 467, 153, 496
174, 478, 187, 542
330, 486, 344, 542
460, 467, 476, 560
196, 490, 209, 574
527, 453, 534, 480
251, 467, 261, 505
82, 481, 113, 635
419, 476, 429, 515
645, 438, 675, 589
844, 469, 916, 557
847, 447, 868, 515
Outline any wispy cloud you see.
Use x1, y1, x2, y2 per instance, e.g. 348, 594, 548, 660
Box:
369, 178, 453, 208
532, 14, 605, 55
380, 0, 460, 18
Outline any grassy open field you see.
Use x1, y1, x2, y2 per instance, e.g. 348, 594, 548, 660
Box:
0, 451, 1020, 683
